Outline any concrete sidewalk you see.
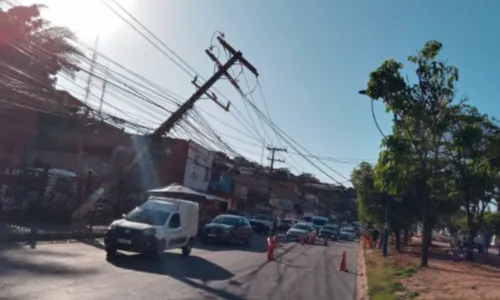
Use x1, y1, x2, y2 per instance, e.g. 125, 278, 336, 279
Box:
0, 223, 107, 242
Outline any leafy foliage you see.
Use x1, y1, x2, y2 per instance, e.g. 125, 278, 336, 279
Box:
352, 162, 417, 235
0, 4, 82, 103
358, 40, 499, 265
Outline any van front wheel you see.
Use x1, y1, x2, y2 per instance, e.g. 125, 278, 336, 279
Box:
182, 238, 193, 257
106, 246, 117, 258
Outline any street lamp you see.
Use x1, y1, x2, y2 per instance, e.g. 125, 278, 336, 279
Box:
358, 89, 389, 257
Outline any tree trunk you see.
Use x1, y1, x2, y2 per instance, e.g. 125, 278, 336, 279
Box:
394, 228, 401, 251
403, 229, 409, 245
421, 216, 432, 267
466, 211, 476, 261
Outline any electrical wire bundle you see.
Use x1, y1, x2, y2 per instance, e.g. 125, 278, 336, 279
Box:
2, 0, 377, 216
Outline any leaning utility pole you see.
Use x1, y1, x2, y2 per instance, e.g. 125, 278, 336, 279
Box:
76, 37, 99, 175
72, 36, 258, 220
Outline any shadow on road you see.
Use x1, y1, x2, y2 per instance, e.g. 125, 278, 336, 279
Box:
107, 252, 234, 282
0, 246, 97, 277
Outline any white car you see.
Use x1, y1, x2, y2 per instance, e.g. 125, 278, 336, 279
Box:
339, 227, 356, 241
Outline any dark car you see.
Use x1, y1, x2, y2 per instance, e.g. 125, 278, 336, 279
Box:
278, 218, 296, 231
201, 214, 252, 245
318, 224, 338, 241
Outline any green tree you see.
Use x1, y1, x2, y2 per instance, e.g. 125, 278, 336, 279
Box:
362, 41, 460, 267
484, 212, 500, 235
351, 161, 418, 251
0, 4, 82, 104
445, 105, 500, 259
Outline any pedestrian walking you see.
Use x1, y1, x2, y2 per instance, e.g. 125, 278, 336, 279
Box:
483, 231, 492, 255
371, 228, 379, 248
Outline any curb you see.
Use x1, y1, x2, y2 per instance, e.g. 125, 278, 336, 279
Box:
356, 242, 369, 300
0, 231, 106, 243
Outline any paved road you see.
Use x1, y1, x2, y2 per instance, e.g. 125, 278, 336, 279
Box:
0, 236, 358, 300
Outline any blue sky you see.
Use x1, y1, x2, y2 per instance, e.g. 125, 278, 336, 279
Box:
28, 0, 500, 185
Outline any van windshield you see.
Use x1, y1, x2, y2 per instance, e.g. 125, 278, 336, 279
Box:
124, 207, 171, 226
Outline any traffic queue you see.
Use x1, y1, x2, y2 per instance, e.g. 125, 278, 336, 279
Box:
103, 189, 359, 261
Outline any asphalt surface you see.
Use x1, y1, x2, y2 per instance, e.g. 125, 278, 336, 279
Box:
0, 235, 358, 300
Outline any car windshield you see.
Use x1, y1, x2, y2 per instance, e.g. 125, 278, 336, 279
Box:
322, 225, 335, 230
312, 218, 327, 226
253, 214, 270, 220
292, 224, 309, 231
212, 216, 240, 226
124, 207, 170, 226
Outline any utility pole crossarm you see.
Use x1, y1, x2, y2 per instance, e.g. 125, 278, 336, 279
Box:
150, 52, 240, 141
192, 76, 230, 111
266, 146, 287, 152
218, 37, 258, 77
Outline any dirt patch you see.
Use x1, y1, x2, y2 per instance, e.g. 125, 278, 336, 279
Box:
365, 240, 500, 300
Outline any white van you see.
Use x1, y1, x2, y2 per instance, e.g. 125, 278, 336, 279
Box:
104, 196, 199, 258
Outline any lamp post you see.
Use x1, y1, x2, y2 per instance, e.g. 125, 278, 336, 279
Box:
359, 89, 389, 257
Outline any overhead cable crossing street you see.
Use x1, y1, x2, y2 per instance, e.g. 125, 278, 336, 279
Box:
72, 36, 258, 220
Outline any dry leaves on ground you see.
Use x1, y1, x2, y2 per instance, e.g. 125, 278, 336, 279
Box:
395, 243, 500, 300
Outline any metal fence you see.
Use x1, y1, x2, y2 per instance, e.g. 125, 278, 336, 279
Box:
0, 166, 146, 226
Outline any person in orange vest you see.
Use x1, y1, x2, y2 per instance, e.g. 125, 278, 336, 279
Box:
362, 230, 371, 248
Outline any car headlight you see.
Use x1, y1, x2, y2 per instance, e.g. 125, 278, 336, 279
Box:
107, 223, 116, 231
142, 228, 157, 236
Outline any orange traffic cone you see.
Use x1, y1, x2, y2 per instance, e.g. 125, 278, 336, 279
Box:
267, 236, 274, 261
338, 251, 348, 272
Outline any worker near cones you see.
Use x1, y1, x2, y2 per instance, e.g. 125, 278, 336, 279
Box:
267, 235, 277, 261
338, 250, 348, 272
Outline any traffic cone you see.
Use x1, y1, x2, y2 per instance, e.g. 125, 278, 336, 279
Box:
338, 251, 348, 272
267, 236, 274, 261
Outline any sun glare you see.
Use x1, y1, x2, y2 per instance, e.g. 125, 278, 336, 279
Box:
28, 0, 134, 40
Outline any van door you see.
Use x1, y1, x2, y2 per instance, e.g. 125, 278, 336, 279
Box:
166, 213, 186, 248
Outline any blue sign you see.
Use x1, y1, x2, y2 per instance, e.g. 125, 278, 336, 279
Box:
209, 174, 231, 193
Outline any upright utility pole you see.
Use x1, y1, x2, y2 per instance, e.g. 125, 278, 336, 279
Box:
267, 146, 287, 175
72, 36, 258, 220
98, 66, 109, 119
76, 37, 99, 175
266, 146, 287, 233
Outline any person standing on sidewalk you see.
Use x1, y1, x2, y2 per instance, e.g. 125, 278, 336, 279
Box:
371, 228, 380, 248
483, 231, 492, 255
